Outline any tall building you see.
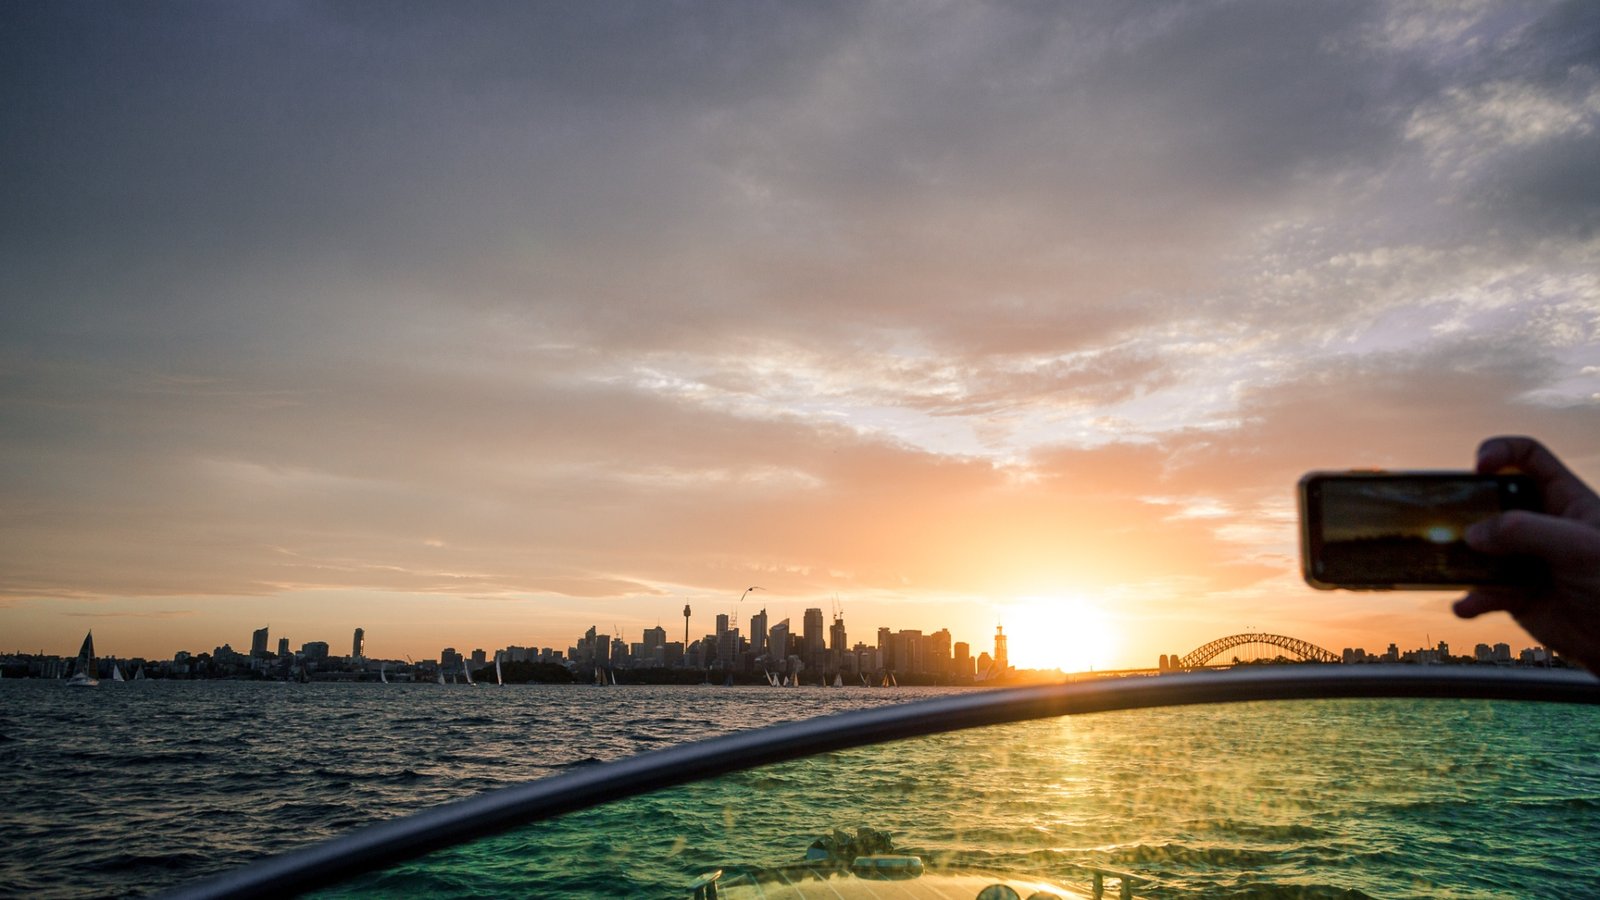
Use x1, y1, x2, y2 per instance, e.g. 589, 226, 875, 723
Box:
352, 627, 365, 660
471, 648, 487, 667
750, 608, 769, 658
954, 641, 972, 677
803, 608, 825, 663
441, 647, 462, 668
769, 619, 791, 670
643, 626, 667, 649
716, 613, 730, 637
994, 625, 1008, 673
251, 626, 270, 658
829, 614, 847, 655
276, 636, 290, 658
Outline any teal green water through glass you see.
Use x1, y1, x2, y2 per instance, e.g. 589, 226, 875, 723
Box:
315, 698, 1600, 898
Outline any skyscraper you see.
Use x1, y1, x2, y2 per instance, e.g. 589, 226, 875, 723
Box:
750, 608, 768, 657
803, 608, 825, 664
352, 627, 365, 660
769, 618, 791, 670
643, 626, 667, 649
994, 625, 1008, 673
829, 614, 847, 655
251, 626, 269, 658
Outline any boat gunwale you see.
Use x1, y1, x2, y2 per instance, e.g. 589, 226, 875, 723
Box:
158, 665, 1600, 900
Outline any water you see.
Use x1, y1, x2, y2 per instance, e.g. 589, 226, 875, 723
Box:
3, 681, 1599, 898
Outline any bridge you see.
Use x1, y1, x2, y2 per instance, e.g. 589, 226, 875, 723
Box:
1174, 633, 1340, 669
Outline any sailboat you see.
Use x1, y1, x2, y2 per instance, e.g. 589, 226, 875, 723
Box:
66, 632, 99, 687
437, 668, 447, 686
112, 662, 126, 683
380, 662, 389, 685
832, 673, 843, 688
133, 665, 146, 681
462, 660, 476, 686
495, 658, 504, 687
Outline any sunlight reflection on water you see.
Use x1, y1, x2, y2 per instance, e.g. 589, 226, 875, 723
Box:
320, 698, 1600, 899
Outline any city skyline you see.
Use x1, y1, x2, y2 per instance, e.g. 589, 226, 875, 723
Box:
11, 611, 1549, 678
3, 4, 1598, 673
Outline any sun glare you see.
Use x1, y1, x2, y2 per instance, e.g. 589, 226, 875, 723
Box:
1001, 596, 1120, 674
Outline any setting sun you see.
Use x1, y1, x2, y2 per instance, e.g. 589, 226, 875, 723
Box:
1000, 596, 1120, 674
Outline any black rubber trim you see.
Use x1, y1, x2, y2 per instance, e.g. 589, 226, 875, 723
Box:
160, 665, 1600, 899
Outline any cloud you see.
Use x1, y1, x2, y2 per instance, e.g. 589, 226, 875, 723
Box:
1, 2, 1597, 660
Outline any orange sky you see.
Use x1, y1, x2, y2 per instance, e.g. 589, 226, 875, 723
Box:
3, 4, 1598, 669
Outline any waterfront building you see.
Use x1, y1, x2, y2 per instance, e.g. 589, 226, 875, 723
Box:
768, 619, 791, 672
441, 647, 462, 668
829, 614, 847, 656
954, 641, 972, 677
716, 628, 741, 671
1493, 642, 1512, 662
277, 637, 290, 658
1475, 643, 1493, 662
302, 641, 329, 661
352, 628, 365, 660
471, 649, 487, 667
928, 629, 951, 676
251, 626, 270, 658
643, 626, 667, 650
993, 626, 1008, 674
803, 608, 825, 667
749, 609, 768, 658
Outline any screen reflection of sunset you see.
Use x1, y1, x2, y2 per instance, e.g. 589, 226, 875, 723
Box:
1002, 596, 1119, 674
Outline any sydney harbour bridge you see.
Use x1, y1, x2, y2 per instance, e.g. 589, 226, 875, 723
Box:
1161, 632, 1340, 670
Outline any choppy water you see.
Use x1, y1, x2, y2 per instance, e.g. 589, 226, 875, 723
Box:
0, 680, 951, 898
4, 680, 1599, 898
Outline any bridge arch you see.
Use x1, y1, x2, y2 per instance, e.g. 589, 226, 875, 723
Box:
1177, 633, 1339, 668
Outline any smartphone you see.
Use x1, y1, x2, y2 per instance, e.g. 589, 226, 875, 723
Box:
1299, 471, 1542, 590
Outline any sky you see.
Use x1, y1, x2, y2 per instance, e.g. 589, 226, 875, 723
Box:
3, 1, 1598, 672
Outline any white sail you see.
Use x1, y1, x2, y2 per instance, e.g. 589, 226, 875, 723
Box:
112, 663, 125, 682
462, 660, 475, 686
134, 666, 146, 681
833, 673, 843, 688
437, 669, 447, 686
66, 631, 99, 687
380, 662, 389, 684
495, 657, 504, 686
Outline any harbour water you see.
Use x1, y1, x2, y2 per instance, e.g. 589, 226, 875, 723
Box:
3, 679, 1598, 898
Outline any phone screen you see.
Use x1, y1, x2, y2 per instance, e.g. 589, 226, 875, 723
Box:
1300, 472, 1540, 589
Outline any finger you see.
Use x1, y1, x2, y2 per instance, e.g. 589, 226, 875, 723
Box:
1476, 435, 1600, 521
1453, 588, 1533, 619
1466, 510, 1600, 566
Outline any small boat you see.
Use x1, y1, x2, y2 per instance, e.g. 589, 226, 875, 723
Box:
133, 666, 146, 681
66, 632, 99, 687
462, 661, 476, 686
112, 663, 126, 683
437, 669, 447, 686
832, 673, 843, 688
495, 658, 504, 687
380, 663, 389, 685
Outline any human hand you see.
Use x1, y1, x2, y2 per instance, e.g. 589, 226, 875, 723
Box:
1452, 436, 1600, 673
